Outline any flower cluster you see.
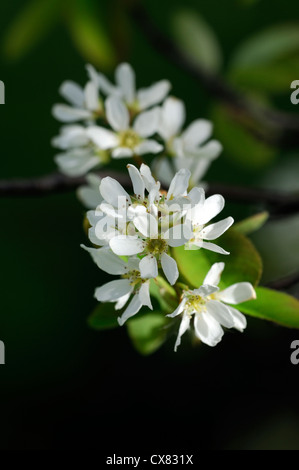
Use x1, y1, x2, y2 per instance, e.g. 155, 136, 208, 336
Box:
52, 63, 221, 183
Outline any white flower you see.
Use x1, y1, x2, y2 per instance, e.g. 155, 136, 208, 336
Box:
77, 173, 103, 209
91, 164, 195, 285
52, 73, 102, 123
154, 97, 222, 186
86, 96, 163, 158
87, 62, 171, 112
185, 192, 234, 254
168, 262, 256, 351
81, 246, 153, 325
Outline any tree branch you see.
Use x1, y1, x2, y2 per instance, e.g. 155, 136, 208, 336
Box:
130, 4, 299, 149
1, 172, 299, 216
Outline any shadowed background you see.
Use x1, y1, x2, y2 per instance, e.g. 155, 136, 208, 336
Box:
1, 0, 299, 450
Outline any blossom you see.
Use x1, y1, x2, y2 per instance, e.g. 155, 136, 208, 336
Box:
52, 73, 101, 123
77, 173, 103, 209
86, 96, 163, 158
52, 125, 109, 176
168, 262, 256, 351
185, 192, 234, 254
153, 97, 222, 186
81, 246, 152, 325
87, 62, 171, 112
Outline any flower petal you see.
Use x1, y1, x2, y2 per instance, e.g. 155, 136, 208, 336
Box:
226, 306, 247, 331
134, 140, 163, 155
138, 282, 153, 309
140, 164, 158, 192
137, 80, 171, 110
159, 97, 185, 141
167, 168, 191, 199
54, 151, 99, 176
86, 126, 118, 149
52, 104, 91, 122
112, 147, 134, 158
167, 298, 187, 318
139, 255, 158, 278
115, 63, 136, 104
110, 236, 144, 256
200, 217, 234, 240
174, 312, 190, 352
193, 285, 219, 297
115, 293, 130, 310
94, 279, 132, 302
206, 300, 235, 328
84, 80, 99, 111
127, 164, 145, 199
194, 312, 224, 347
203, 262, 225, 286
59, 80, 84, 107
161, 253, 179, 285
217, 282, 256, 304
165, 223, 193, 247
81, 245, 126, 274
193, 194, 225, 225
105, 95, 129, 131
201, 241, 230, 255
182, 119, 212, 147
134, 213, 158, 238
100, 176, 131, 206
133, 107, 160, 137
118, 294, 142, 326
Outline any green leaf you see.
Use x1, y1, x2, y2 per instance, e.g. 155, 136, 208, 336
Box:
171, 9, 222, 72
127, 312, 168, 355
173, 229, 263, 290
88, 302, 119, 330
2, 0, 60, 61
237, 287, 299, 329
212, 104, 276, 170
234, 211, 269, 235
68, 0, 116, 69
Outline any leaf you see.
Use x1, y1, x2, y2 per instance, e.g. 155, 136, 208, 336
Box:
237, 287, 299, 329
149, 278, 177, 314
212, 104, 277, 170
173, 229, 263, 290
127, 312, 168, 355
88, 302, 119, 330
234, 212, 269, 235
2, 0, 60, 61
171, 9, 222, 72
67, 0, 116, 70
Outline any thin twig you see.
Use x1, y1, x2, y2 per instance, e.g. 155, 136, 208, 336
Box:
130, 4, 299, 149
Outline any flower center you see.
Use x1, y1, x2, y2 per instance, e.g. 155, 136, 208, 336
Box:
119, 129, 140, 149
145, 238, 168, 256
186, 294, 206, 313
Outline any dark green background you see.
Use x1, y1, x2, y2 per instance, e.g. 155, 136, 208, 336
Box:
1, 0, 299, 450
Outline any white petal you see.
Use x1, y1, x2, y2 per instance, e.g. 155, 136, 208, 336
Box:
189, 139, 222, 160
190, 158, 212, 185
152, 157, 175, 187
94, 279, 132, 302
165, 224, 193, 247
54, 151, 99, 176
112, 147, 134, 158
115, 63, 136, 104
84, 81, 100, 111
127, 164, 145, 199
206, 300, 235, 328
118, 295, 142, 326
134, 213, 158, 238
139, 255, 158, 278
194, 312, 224, 347
115, 293, 130, 310
81, 245, 126, 274
59, 81, 84, 107
52, 104, 91, 122
133, 107, 160, 137
201, 217, 234, 240
134, 140, 163, 155
182, 119, 212, 147
217, 282, 256, 304
86, 64, 100, 87
137, 80, 171, 110
174, 312, 190, 352
100, 177, 131, 206
77, 186, 102, 209
159, 97, 185, 141
105, 95, 129, 131
95, 70, 120, 96
167, 168, 191, 199
195, 194, 225, 225
161, 253, 179, 285
110, 236, 144, 256
140, 164, 158, 192
203, 262, 225, 286
226, 306, 247, 331
201, 241, 230, 255
52, 127, 89, 149
167, 298, 187, 318
86, 126, 118, 149
193, 285, 219, 297
138, 282, 152, 309
188, 187, 205, 205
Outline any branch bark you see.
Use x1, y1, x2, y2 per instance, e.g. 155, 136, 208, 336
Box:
130, 4, 299, 149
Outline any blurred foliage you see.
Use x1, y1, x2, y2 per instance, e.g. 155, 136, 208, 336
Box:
127, 312, 168, 355
234, 211, 269, 235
